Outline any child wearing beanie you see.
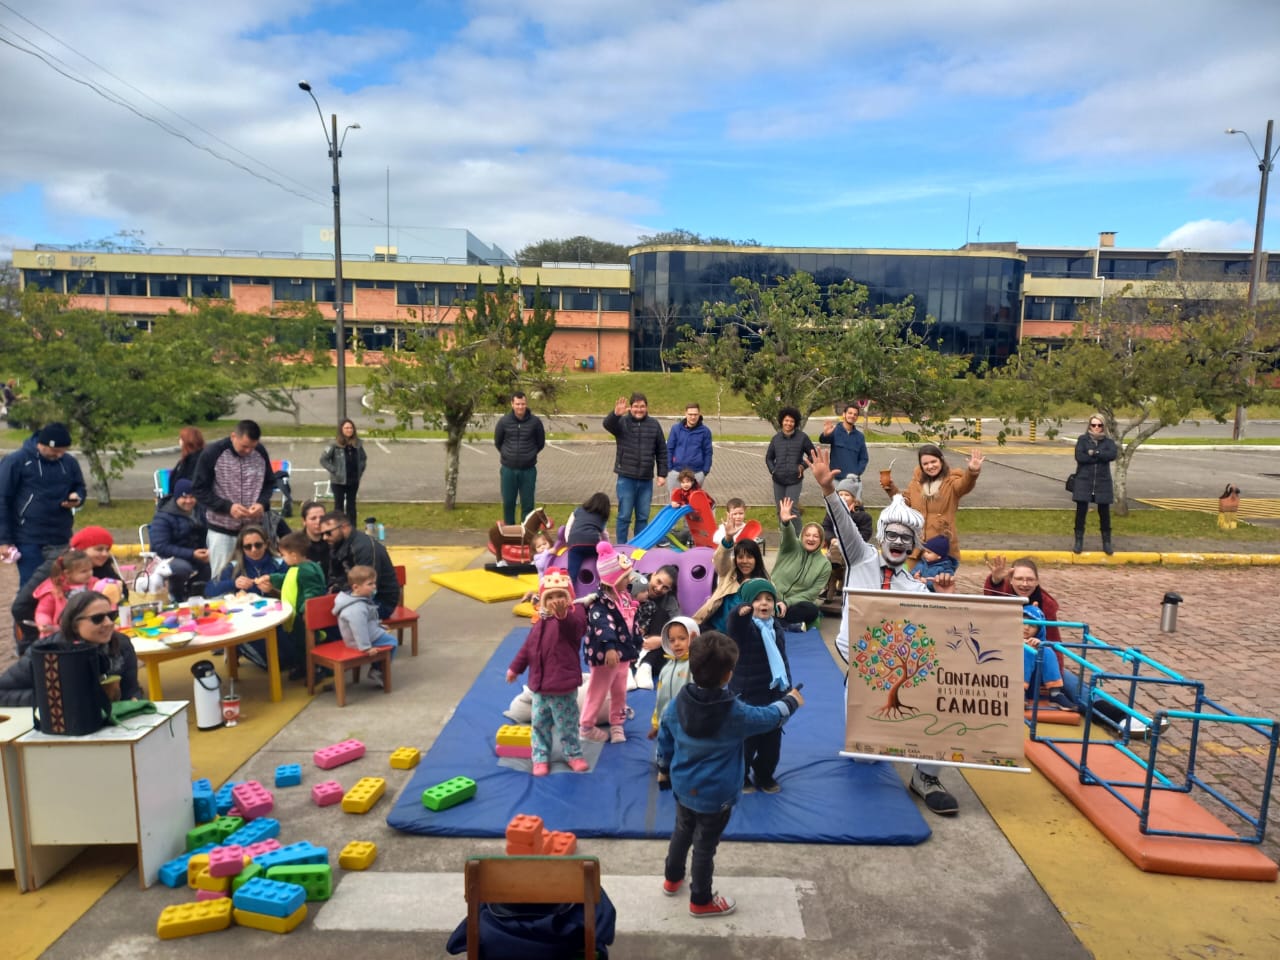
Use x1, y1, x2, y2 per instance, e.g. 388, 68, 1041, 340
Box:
727, 578, 793, 794
506, 570, 591, 776
911, 534, 959, 583
579, 541, 643, 744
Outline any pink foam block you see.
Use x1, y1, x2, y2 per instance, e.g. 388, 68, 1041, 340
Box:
207, 844, 247, 878
314, 739, 366, 770
311, 780, 344, 807
230, 781, 274, 820
495, 744, 533, 759
195, 888, 228, 901
245, 839, 282, 858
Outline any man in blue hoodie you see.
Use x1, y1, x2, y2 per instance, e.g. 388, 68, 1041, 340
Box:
0, 423, 85, 589
666, 402, 713, 489
656, 630, 804, 918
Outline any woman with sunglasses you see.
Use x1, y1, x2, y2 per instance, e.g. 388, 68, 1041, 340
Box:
0, 590, 141, 706
204, 525, 285, 597
1072, 415, 1118, 555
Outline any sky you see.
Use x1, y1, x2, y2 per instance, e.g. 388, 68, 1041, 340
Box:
2, 0, 1279, 261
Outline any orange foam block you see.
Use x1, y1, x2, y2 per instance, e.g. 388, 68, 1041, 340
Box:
542, 830, 577, 856
1025, 739, 1278, 881
505, 813, 544, 854
1024, 703, 1083, 726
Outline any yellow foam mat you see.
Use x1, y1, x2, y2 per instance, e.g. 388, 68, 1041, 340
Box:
430, 569, 539, 602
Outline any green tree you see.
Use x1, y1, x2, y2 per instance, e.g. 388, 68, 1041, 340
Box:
366, 272, 560, 509
634, 228, 760, 247
985, 293, 1280, 514
515, 236, 629, 265
669, 272, 968, 435
148, 299, 332, 424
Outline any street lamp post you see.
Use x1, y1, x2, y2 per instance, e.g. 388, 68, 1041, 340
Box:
299, 81, 359, 424
1225, 119, 1277, 440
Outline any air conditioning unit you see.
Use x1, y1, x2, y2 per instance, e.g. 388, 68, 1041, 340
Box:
166, 274, 178, 281
291, 278, 304, 285
1073, 297, 1088, 304
415, 282, 426, 289
373, 325, 387, 334
123, 273, 136, 279
82, 271, 95, 277
207, 276, 220, 281
1033, 296, 1047, 303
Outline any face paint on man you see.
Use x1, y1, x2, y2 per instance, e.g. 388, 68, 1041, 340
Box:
879, 523, 916, 567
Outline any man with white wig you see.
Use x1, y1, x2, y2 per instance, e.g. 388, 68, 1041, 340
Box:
807, 448, 961, 816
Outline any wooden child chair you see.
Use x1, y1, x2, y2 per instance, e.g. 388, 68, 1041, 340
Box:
304, 594, 392, 706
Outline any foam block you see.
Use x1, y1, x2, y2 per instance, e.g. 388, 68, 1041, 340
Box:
231, 862, 264, 893
191, 866, 231, 893
495, 744, 532, 759
339, 841, 377, 871
543, 831, 577, 856
495, 724, 532, 747
314, 739, 366, 770
195, 888, 227, 902
312, 780, 344, 807
429, 569, 538, 603
232, 876, 307, 919
156, 900, 233, 940
210, 815, 244, 842
192, 778, 216, 824
505, 813, 544, 854
207, 844, 246, 878
185, 822, 223, 852
245, 839, 282, 859
214, 782, 240, 814
186, 853, 211, 888
223, 817, 280, 848
266, 864, 333, 901
421, 776, 476, 812
274, 763, 303, 788
389, 747, 421, 770
342, 777, 386, 814
253, 841, 328, 870
159, 844, 215, 889
231, 781, 274, 820
232, 904, 307, 934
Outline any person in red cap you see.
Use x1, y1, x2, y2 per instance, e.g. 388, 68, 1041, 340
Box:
10, 526, 127, 655
0, 422, 85, 589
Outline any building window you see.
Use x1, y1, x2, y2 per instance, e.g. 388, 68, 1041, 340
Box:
600, 290, 630, 312
66, 271, 105, 295
315, 279, 353, 304
523, 287, 558, 309
273, 278, 313, 301
561, 289, 596, 311
23, 270, 63, 293
150, 275, 186, 297
397, 282, 430, 306
109, 273, 147, 296
440, 283, 476, 306
193, 276, 230, 298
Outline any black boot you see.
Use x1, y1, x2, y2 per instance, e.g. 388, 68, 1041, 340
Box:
1102, 535, 1114, 556
1073, 533, 1084, 554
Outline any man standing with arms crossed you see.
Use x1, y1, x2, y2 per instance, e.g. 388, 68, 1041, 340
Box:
493, 391, 547, 525
604, 393, 668, 544
193, 420, 275, 580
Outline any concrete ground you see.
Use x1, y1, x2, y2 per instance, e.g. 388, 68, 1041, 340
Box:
6, 552, 1279, 960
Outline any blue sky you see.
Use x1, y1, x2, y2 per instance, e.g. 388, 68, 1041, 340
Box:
2, 0, 1278, 260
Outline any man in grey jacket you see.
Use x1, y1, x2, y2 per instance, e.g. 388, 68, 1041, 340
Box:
493, 392, 546, 525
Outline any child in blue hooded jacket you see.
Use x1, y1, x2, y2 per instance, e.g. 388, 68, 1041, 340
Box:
656, 629, 803, 918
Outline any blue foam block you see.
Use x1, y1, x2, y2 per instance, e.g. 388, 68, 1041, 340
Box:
192, 779, 216, 824
224, 817, 281, 848
253, 841, 328, 870
232, 876, 307, 919
386, 627, 933, 845
214, 781, 240, 815
157, 843, 216, 888
274, 763, 302, 788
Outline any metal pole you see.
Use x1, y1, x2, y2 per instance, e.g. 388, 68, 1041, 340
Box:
331, 113, 347, 423
1233, 118, 1273, 440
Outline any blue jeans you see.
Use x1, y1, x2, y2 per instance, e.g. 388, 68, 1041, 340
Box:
615, 476, 652, 544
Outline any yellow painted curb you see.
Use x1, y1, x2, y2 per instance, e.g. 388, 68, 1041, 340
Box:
961, 549, 1280, 567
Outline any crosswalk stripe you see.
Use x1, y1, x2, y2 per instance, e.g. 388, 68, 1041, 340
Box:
314, 872, 813, 939
1136, 498, 1280, 519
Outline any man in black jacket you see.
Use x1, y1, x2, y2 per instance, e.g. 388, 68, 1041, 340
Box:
320, 511, 399, 618
192, 420, 274, 580
604, 394, 668, 544
493, 391, 546, 525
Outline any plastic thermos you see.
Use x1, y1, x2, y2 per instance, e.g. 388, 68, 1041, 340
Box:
376, 523, 386, 541
1160, 592, 1183, 633
191, 660, 224, 730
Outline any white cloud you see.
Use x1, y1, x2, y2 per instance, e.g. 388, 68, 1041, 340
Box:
1157, 219, 1254, 250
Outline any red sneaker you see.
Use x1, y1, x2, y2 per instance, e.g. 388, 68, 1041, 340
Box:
566, 757, 589, 773
662, 878, 683, 896
531, 762, 549, 777
689, 893, 736, 917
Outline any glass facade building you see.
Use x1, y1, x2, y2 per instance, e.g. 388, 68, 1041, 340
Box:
629, 246, 1024, 371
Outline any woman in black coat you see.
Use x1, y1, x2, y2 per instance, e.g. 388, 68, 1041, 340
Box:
1072, 415, 1118, 555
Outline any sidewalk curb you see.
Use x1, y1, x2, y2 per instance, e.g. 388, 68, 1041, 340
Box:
960, 549, 1280, 567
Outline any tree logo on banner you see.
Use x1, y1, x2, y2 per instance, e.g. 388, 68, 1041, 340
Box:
851, 617, 938, 718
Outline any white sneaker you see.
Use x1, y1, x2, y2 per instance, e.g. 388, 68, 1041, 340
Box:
633, 662, 654, 690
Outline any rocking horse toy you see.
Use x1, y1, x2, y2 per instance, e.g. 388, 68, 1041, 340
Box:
486, 507, 554, 572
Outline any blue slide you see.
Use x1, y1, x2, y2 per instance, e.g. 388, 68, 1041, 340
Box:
625, 504, 693, 551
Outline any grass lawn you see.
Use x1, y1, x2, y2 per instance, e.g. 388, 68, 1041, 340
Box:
84, 499, 1276, 545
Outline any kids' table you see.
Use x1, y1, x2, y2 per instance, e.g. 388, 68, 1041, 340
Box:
129, 599, 293, 703
14, 702, 190, 890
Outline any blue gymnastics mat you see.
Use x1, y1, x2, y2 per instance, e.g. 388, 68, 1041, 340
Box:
386, 627, 931, 845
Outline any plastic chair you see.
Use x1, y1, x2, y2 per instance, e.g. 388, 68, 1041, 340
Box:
313, 478, 332, 500
381, 564, 419, 656
464, 856, 601, 960
138, 523, 152, 554
270, 459, 293, 516
304, 594, 392, 707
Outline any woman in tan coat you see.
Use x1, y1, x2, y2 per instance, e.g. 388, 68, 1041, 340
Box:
881, 444, 983, 561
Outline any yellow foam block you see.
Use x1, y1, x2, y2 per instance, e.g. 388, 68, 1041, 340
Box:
429, 570, 540, 603
512, 600, 536, 619
157, 899, 233, 939
339, 840, 378, 870
233, 903, 307, 934
192, 866, 231, 893
342, 776, 387, 814
187, 853, 211, 888
389, 747, 421, 770
495, 724, 532, 747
